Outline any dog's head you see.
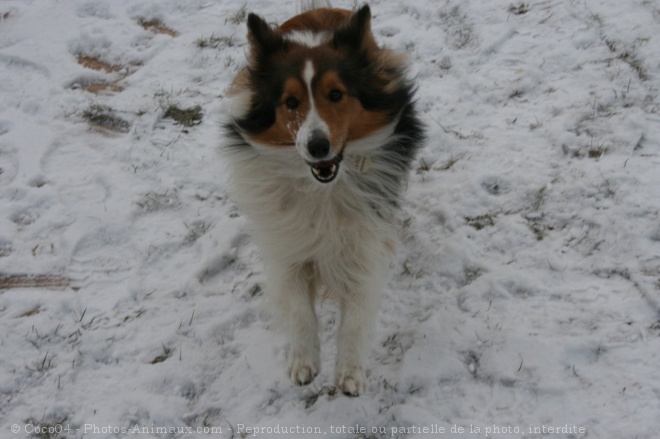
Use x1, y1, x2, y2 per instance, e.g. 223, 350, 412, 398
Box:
229, 5, 411, 183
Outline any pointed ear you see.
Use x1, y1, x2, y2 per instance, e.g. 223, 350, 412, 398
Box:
247, 13, 284, 54
333, 5, 373, 51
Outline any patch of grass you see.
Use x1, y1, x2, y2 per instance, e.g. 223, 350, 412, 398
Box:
433, 118, 482, 141
24, 417, 70, 439
151, 345, 172, 364
224, 54, 236, 69
562, 140, 608, 160
508, 3, 529, 15
438, 154, 466, 171
123, 309, 147, 324
226, 4, 247, 25
135, 190, 180, 213
82, 104, 131, 133
650, 321, 660, 334
619, 50, 648, 81
164, 104, 203, 128
588, 142, 608, 159
527, 221, 551, 241
195, 34, 234, 49
185, 221, 211, 243
605, 39, 617, 53
604, 39, 649, 81
248, 283, 263, 298
466, 213, 498, 230
303, 386, 337, 409
415, 158, 434, 174
531, 186, 546, 211
381, 333, 406, 364
401, 259, 424, 278
27, 352, 56, 374
509, 89, 525, 99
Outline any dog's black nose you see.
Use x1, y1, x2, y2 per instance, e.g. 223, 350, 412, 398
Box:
307, 131, 330, 159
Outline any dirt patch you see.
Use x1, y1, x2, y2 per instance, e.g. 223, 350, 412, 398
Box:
77, 55, 122, 73
83, 104, 131, 133
139, 19, 178, 37
0, 274, 71, 290
81, 82, 124, 95
21, 305, 42, 317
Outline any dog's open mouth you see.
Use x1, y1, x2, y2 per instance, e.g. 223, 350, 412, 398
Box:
308, 153, 343, 183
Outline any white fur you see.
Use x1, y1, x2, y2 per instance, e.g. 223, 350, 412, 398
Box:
296, 60, 332, 161
285, 30, 331, 48
223, 125, 399, 395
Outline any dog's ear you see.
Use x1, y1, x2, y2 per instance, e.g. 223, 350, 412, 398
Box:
333, 5, 373, 51
247, 13, 285, 55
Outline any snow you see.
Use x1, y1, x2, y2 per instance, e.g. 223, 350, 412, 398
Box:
1, 0, 659, 438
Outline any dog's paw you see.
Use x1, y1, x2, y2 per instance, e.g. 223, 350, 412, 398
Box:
335, 366, 366, 396
288, 348, 319, 386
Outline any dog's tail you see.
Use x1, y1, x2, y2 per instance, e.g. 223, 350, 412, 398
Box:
298, 0, 332, 13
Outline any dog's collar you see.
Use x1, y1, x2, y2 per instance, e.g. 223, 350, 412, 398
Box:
349, 155, 372, 174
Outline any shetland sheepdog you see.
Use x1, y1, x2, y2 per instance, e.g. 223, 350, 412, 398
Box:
223, 1, 424, 396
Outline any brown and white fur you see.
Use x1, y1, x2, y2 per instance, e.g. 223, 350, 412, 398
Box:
223, 1, 424, 396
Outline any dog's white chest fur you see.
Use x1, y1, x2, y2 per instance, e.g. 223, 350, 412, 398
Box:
225, 150, 395, 295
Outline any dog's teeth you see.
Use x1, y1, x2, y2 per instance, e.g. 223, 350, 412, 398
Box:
310, 163, 338, 183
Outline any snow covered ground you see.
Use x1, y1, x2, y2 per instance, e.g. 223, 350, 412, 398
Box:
1, 0, 659, 437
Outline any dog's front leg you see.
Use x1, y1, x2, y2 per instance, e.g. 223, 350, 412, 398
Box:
272, 263, 320, 386
335, 283, 380, 396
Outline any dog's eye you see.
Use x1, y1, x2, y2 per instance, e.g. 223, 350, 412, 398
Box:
328, 89, 343, 102
285, 97, 300, 110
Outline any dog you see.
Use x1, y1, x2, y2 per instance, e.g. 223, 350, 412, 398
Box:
223, 1, 424, 396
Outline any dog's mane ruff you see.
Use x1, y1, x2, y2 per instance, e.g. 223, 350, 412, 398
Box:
223, 117, 423, 293
223, 124, 392, 289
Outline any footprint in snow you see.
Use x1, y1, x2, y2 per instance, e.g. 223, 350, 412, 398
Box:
68, 225, 137, 288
